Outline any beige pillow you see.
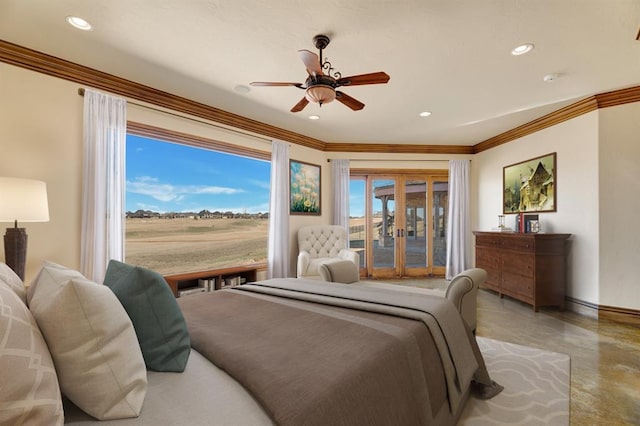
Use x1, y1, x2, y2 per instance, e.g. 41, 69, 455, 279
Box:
0, 281, 63, 425
0, 262, 26, 303
28, 262, 147, 420
318, 260, 360, 284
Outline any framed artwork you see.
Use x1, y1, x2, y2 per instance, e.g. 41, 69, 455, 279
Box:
503, 152, 556, 214
290, 160, 321, 215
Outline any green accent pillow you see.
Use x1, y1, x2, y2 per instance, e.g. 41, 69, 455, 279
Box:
104, 260, 190, 372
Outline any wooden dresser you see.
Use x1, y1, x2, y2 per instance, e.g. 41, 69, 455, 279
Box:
473, 231, 571, 311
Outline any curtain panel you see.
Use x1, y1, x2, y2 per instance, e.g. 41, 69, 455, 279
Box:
267, 140, 290, 278
445, 159, 471, 280
80, 89, 127, 282
331, 159, 350, 235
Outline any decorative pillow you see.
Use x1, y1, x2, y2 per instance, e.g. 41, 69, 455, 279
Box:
0, 262, 26, 303
104, 260, 190, 372
318, 260, 360, 284
27, 262, 147, 420
0, 281, 63, 425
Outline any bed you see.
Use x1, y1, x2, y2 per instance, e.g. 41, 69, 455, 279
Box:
1, 261, 500, 425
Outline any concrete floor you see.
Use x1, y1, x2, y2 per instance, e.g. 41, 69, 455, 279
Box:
476, 289, 639, 425
376, 278, 640, 425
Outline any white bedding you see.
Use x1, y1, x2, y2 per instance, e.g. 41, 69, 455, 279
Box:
63, 349, 273, 425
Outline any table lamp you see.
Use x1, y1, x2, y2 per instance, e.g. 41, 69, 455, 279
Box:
0, 177, 50, 281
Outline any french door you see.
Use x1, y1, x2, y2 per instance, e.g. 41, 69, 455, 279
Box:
350, 171, 448, 278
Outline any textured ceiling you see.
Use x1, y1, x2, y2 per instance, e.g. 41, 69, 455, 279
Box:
1, 0, 639, 146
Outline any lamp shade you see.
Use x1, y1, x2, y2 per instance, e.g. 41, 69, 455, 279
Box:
0, 177, 50, 223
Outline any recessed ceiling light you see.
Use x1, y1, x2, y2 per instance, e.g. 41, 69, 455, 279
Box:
308, 115, 320, 120
419, 111, 432, 117
66, 16, 93, 31
234, 85, 250, 94
511, 43, 534, 56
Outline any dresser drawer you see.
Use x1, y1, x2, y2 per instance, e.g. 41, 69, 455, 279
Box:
475, 234, 501, 248
501, 271, 534, 298
476, 248, 500, 269
501, 237, 535, 253
501, 254, 534, 277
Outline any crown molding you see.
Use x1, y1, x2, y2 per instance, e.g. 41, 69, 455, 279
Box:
326, 142, 474, 155
473, 97, 600, 153
2, 39, 639, 155
474, 84, 640, 153
0, 39, 326, 150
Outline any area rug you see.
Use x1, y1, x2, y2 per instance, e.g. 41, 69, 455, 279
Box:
460, 337, 570, 425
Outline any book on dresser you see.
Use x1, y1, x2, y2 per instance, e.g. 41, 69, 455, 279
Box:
473, 231, 571, 311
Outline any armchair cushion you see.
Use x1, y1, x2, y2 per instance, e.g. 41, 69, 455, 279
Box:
318, 260, 360, 284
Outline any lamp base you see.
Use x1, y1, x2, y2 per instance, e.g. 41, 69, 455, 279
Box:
4, 227, 27, 281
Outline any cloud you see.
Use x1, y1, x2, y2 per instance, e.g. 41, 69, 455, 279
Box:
127, 176, 243, 202
247, 179, 271, 191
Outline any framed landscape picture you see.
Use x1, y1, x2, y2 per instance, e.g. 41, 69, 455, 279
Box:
503, 152, 556, 214
290, 160, 321, 215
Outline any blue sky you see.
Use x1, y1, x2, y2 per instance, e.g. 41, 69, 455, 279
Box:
126, 135, 271, 213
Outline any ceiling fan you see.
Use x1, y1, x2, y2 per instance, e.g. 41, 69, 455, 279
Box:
250, 34, 390, 113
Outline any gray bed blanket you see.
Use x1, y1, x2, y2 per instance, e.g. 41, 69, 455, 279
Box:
178, 278, 501, 425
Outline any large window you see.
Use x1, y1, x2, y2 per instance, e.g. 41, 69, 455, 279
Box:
125, 134, 271, 275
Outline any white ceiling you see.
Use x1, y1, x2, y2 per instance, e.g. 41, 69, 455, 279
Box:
1, 0, 639, 146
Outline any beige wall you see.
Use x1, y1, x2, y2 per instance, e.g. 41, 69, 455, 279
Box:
473, 112, 602, 308
1, 63, 84, 282
598, 102, 640, 309
2, 62, 637, 311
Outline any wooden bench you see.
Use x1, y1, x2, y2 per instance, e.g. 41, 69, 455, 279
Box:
164, 263, 267, 297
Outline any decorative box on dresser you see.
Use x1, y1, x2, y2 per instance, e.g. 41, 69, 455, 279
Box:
473, 231, 571, 311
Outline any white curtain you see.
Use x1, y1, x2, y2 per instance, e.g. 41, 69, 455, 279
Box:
80, 89, 127, 283
331, 159, 350, 233
445, 159, 471, 280
267, 140, 290, 278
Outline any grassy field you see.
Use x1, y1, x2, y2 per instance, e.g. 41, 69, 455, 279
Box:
125, 217, 269, 275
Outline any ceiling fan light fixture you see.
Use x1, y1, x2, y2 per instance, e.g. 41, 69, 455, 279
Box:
305, 85, 336, 105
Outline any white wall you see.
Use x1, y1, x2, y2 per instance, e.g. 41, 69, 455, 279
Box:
472, 112, 601, 306
3, 61, 637, 310
0, 63, 84, 282
598, 102, 640, 310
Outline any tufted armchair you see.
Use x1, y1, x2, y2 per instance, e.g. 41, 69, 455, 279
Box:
296, 225, 360, 279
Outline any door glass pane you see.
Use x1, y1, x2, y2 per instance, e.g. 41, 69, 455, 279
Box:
372, 179, 395, 268
433, 181, 448, 267
349, 178, 366, 268
405, 180, 427, 268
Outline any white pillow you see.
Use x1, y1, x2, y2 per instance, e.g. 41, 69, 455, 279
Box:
27, 262, 147, 420
0, 262, 26, 303
0, 281, 63, 425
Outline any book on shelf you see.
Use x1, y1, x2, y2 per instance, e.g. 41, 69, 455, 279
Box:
179, 287, 207, 297
198, 278, 215, 291
220, 276, 244, 288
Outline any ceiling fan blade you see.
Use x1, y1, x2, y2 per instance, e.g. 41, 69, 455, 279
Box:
250, 82, 304, 88
336, 91, 365, 111
336, 72, 390, 87
298, 49, 323, 76
290, 97, 309, 113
